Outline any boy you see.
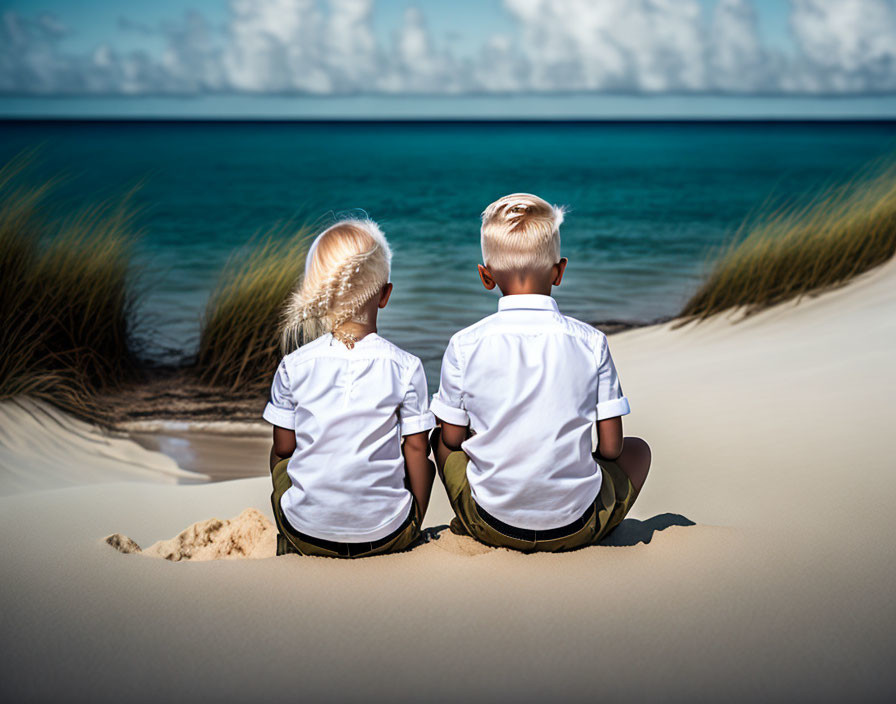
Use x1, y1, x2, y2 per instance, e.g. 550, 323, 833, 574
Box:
430, 193, 651, 552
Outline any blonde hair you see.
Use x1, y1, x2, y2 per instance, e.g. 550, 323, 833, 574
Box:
481, 193, 565, 272
281, 218, 392, 352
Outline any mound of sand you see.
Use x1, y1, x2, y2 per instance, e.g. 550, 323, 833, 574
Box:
107, 507, 276, 561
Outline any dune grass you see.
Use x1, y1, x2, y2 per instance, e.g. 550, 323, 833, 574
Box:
0, 155, 141, 421
680, 163, 896, 320
196, 223, 313, 392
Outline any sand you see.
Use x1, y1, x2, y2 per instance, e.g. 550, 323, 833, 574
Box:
2, 259, 896, 702
0, 397, 204, 495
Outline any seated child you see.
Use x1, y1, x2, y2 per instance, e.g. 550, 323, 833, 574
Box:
430, 193, 651, 552
264, 218, 436, 558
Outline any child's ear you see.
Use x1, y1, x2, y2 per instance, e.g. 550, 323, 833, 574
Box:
552, 258, 568, 287
478, 264, 497, 291
378, 282, 393, 309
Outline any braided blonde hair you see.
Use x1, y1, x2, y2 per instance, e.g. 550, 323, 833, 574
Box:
481, 193, 566, 272
281, 218, 392, 352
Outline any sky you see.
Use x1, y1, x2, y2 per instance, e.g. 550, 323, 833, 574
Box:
1, 0, 895, 118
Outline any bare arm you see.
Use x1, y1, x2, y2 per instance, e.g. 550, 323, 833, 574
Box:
402, 431, 436, 520
596, 416, 624, 460
438, 420, 469, 452
269, 426, 297, 471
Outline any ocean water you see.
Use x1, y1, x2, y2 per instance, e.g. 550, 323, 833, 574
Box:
2, 120, 895, 386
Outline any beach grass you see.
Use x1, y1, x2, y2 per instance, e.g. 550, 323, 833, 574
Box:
0, 155, 141, 421
680, 162, 896, 320
196, 223, 313, 391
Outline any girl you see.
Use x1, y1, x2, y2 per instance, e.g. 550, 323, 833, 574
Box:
264, 218, 436, 558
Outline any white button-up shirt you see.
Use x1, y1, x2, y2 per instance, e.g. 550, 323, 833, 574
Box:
263, 333, 435, 542
431, 294, 631, 530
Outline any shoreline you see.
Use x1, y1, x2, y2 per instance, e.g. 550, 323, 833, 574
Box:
127, 426, 270, 483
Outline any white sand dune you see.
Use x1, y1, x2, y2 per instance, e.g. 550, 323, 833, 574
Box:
2, 259, 896, 702
0, 397, 207, 495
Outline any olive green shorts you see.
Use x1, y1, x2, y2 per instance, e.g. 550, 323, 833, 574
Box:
271, 459, 422, 558
438, 451, 636, 553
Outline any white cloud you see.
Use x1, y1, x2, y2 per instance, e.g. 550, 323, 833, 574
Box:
162, 11, 226, 93
1, 0, 895, 97
325, 0, 379, 90
473, 34, 528, 93
384, 6, 461, 93
789, 0, 896, 92
500, 0, 709, 92
222, 0, 331, 93
708, 0, 768, 92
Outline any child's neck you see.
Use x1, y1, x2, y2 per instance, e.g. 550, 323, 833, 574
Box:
333, 298, 380, 348
333, 319, 376, 348
497, 274, 555, 297
337, 319, 376, 336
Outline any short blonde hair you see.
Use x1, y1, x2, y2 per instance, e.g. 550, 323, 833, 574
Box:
481, 193, 565, 272
281, 218, 391, 351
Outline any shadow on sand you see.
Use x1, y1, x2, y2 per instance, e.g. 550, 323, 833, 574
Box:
599, 513, 696, 547
422, 512, 695, 551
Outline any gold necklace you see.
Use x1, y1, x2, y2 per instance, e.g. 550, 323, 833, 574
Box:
332, 329, 359, 349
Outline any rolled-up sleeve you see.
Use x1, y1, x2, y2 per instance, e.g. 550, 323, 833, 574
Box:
430, 339, 470, 426
262, 359, 297, 429
596, 337, 631, 421
399, 359, 436, 436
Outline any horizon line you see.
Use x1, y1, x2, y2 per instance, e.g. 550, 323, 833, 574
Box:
3, 116, 896, 125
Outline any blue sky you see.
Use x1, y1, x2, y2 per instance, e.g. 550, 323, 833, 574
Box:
1, 0, 894, 118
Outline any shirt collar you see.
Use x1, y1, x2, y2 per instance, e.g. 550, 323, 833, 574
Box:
497, 294, 560, 313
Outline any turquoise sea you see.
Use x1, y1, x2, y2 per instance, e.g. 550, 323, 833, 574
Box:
2, 120, 895, 385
